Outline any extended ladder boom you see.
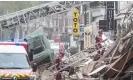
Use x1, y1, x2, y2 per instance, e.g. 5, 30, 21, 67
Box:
0, 1, 90, 27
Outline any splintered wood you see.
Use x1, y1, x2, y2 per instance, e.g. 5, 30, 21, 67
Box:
40, 20, 133, 80
86, 18, 133, 79
67, 21, 133, 80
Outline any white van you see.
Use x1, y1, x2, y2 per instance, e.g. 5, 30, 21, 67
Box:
0, 45, 37, 80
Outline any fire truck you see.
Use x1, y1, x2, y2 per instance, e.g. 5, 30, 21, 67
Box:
0, 45, 37, 80
0, 41, 28, 52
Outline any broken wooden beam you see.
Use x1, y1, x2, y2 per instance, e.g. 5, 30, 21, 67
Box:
103, 47, 133, 78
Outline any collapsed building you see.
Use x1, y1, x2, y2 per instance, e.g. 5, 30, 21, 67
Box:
40, 4, 133, 80
80, 5, 133, 80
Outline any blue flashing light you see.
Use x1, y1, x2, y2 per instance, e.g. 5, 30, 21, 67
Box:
15, 42, 20, 46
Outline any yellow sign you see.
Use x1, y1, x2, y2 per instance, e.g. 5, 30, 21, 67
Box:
72, 8, 79, 36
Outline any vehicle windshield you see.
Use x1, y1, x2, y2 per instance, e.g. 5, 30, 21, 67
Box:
0, 53, 31, 69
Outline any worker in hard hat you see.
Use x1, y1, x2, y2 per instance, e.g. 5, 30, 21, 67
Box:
29, 49, 34, 61
94, 30, 105, 60
55, 54, 62, 80
95, 30, 102, 53
59, 44, 65, 58
56, 54, 62, 70
55, 71, 62, 80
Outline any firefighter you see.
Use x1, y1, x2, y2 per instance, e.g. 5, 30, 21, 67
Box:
24, 38, 29, 53
98, 30, 105, 55
59, 45, 65, 58
55, 54, 62, 80
94, 30, 105, 60
60, 49, 64, 58
29, 49, 34, 61
95, 30, 103, 54
56, 54, 62, 70
55, 71, 62, 80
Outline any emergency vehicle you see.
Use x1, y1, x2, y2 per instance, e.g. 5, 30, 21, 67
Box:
0, 42, 28, 52
0, 45, 37, 80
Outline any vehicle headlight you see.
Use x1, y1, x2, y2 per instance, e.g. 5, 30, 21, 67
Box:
29, 75, 36, 80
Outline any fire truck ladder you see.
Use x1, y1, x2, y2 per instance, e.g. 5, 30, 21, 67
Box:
48, 39, 112, 72
0, 1, 91, 28
0, 1, 92, 40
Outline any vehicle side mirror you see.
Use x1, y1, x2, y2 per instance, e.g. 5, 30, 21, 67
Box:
32, 62, 37, 72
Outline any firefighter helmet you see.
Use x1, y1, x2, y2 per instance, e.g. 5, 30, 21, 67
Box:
98, 29, 103, 34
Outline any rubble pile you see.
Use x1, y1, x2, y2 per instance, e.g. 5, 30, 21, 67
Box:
41, 25, 133, 80
59, 10, 133, 80
80, 9, 133, 80
40, 6, 133, 80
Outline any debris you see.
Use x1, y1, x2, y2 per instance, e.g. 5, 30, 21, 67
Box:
82, 59, 93, 75
76, 72, 84, 80
40, 9, 133, 80
88, 65, 107, 76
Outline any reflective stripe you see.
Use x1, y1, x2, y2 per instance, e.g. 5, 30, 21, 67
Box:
0, 73, 3, 76
5, 74, 10, 77
8, 74, 12, 77
0, 73, 29, 78
19, 73, 25, 77
13, 74, 20, 78
2, 73, 6, 77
